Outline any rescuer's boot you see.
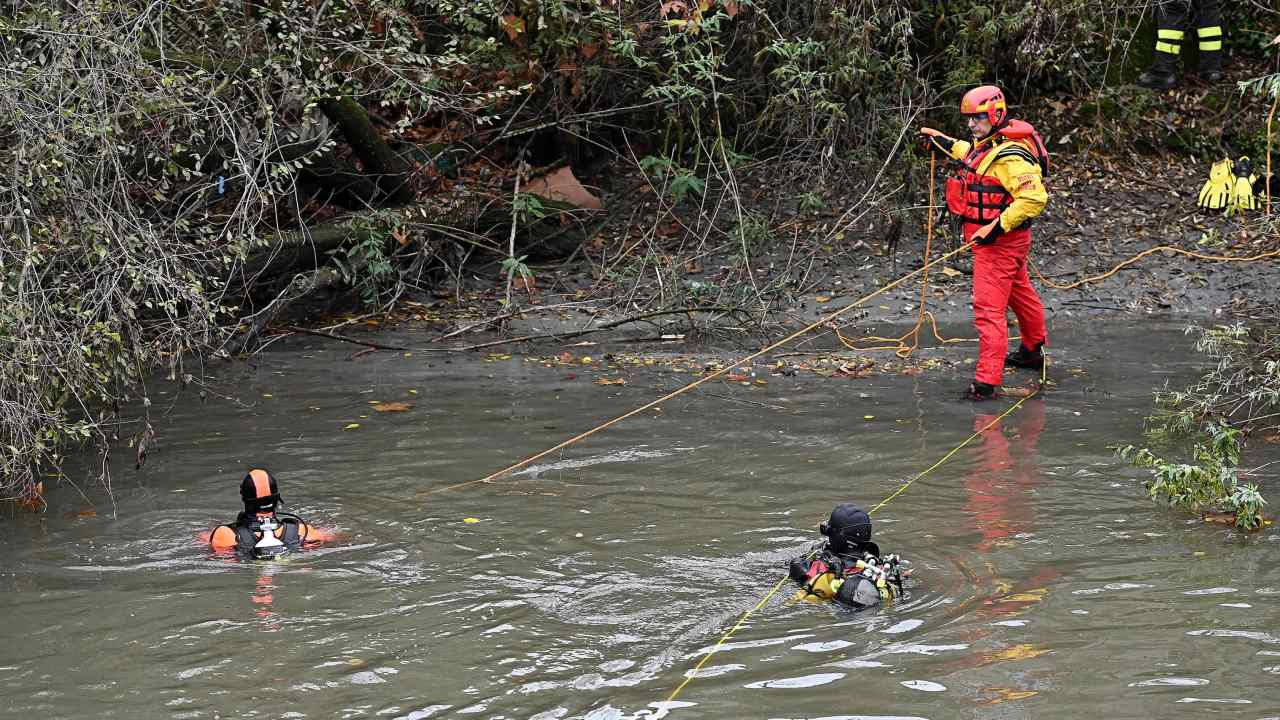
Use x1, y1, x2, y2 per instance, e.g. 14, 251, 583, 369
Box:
1005, 343, 1045, 371
963, 381, 997, 401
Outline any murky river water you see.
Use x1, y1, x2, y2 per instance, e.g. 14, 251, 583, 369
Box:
2, 323, 1277, 719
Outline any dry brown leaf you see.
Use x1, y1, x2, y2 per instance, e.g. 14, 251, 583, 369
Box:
501, 15, 525, 41
595, 377, 626, 385
372, 401, 413, 412
1264, 434, 1280, 444
941, 266, 962, 278
523, 166, 603, 210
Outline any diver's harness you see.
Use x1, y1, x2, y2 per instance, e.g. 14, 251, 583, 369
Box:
790, 543, 910, 607
231, 511, 309, 559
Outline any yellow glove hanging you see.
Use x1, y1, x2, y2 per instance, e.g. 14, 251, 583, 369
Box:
1197, 158, 1233, 210
1230, 157, 1258, 211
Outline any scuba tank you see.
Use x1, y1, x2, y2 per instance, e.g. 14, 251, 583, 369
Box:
790, 547, 911, 608
252, 516, 288, 559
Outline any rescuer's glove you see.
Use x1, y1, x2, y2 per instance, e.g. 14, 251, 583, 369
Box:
919, 127, 956, 154
971, 217, 1004, 246
1230, 157, 1259, 212
1197, 158, 1232, 210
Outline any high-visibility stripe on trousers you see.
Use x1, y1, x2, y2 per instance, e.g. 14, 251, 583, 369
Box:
971, 232, 1047, 387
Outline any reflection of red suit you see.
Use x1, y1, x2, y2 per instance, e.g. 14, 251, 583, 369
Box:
949, 399, 1059, 675
965, 399, 1045, 552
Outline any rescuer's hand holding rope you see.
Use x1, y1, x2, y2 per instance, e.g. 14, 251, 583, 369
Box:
920, 85, 1051, 400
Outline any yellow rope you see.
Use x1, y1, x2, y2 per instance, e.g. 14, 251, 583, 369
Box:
662, 360, 1047, 707
418, 239, 976, 498
661, 574, 791, 706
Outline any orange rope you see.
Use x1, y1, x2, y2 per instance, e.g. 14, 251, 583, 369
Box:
839, 150, 975, 355
418, 239, 976, 498
1031, 245, 1280, 291
1267, 92, 1277, 217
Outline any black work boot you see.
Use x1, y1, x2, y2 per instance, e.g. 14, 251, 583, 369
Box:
1005, 343, 1045, 370
1136, 69, 1178, 90
963, 381, 997, 401
1137, 45, 1180, 91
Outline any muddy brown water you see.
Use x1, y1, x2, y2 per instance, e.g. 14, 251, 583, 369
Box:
2, 322, 1278, 719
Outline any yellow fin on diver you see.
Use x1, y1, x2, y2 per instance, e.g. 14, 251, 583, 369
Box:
1231, 156, 1258, 211
1197, 158, 1232, 210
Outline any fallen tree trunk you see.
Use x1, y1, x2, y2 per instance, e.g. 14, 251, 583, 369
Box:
318, 96, 414, 206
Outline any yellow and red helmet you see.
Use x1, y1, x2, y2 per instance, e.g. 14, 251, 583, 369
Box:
960, 85, 1007, 127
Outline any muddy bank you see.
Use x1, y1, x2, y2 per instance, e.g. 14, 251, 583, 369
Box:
274, 147, 1278, 383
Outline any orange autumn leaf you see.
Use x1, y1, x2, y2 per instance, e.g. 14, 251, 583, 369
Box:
501, 15, 525, 41
726, 373, 748, 382
372, 401, 413, 412
595, 377, 626, 386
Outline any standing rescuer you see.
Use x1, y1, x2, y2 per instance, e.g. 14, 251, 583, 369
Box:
1135, 0, 1223, 90
919, 85, 1049, 400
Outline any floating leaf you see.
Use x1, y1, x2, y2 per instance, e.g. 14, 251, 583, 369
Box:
463, 517, 481, 524
864, 415, 875, 420
726, 373, 748, 382
343, 423, 361, 430
595, 377, 626, 386
372, 401, 413, 412
580, 356, 593, 364
815, 295, 832, 303
941, 266, 962, 278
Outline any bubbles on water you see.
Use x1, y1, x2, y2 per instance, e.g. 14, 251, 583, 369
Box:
900, 680, 946, 692
480, 623, 515, 636
394, 705, 454, 719
1071, 582, 1152, 596
684, 664, 744, 679
793, 640, 854, 652
1182, 587, 1236, 595
1127, 677, 1209, 687
882, 619, 923, 634
744, 672, 845, 689
1187, 629, 1280, 644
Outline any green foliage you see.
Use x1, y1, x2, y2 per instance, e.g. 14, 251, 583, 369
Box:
512, 193, 548, 222
733, 211, 772, 256
640, 155, 706, 205
329, 224, 398, 309
1119, 322, 1280, 530
1118, 425, 1266, 530
501, 255, 533, 284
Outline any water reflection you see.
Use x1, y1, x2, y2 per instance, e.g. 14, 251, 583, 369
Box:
0, 325, 1276, 718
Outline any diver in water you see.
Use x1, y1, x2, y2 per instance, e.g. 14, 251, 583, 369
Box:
788, 503, 910, 608
208, 468, 326, 559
